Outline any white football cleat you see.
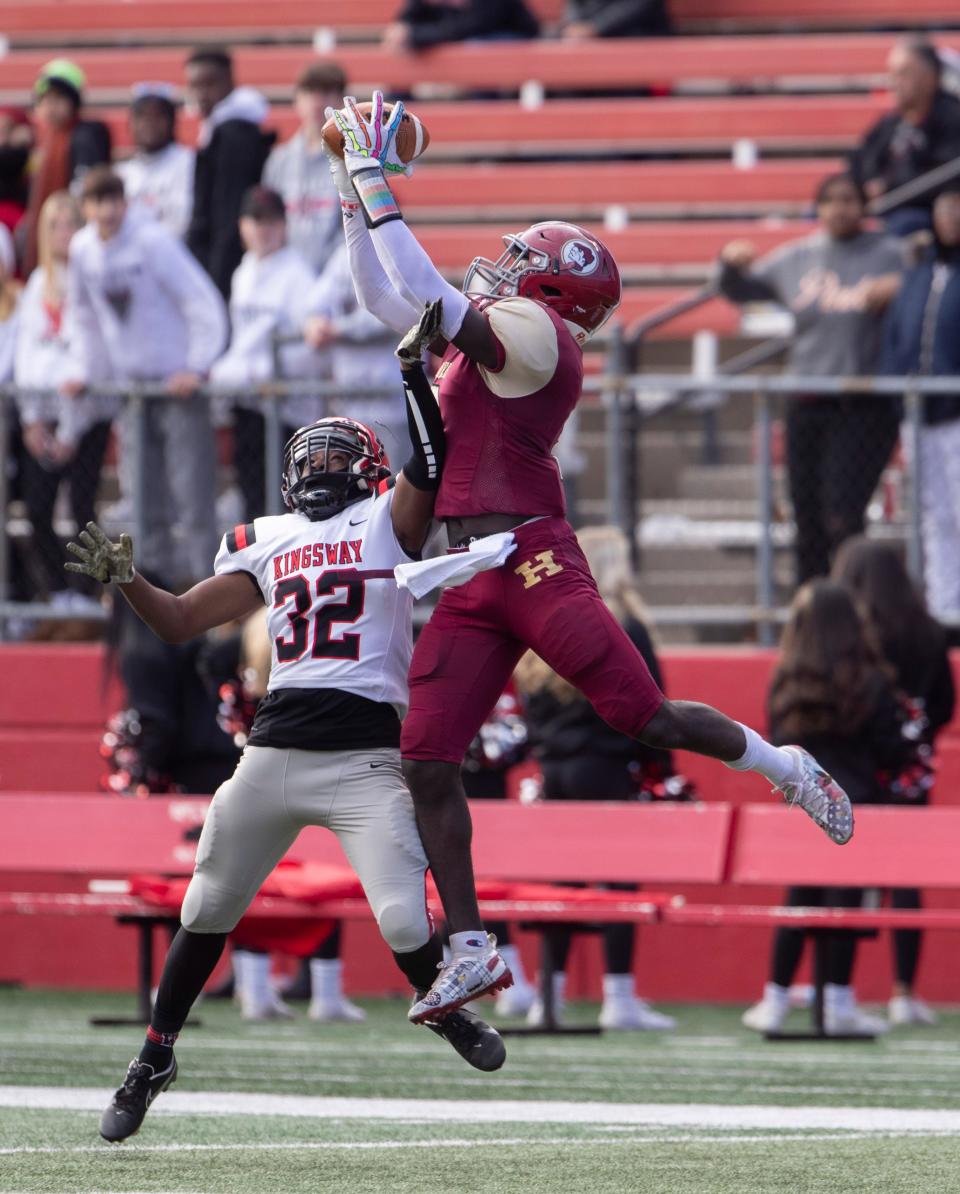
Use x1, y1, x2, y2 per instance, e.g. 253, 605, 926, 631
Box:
777, 746, 854, 844
742, 983, 791, 1033
408, 933, 513, 1023
889, 995, 938, 1026
599, 997, 675, 1031
823, 983, 888, 1036
308, 997, 367, 1023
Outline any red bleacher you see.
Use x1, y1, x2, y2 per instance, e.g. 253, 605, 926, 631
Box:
3, 0, 957, 39
0, 35, 919, 95
96, 94, 887, 155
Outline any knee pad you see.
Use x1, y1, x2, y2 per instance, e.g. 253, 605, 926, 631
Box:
180, 875, 244, 935
376, 899, 430, 954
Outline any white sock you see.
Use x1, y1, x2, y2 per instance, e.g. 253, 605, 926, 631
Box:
724, 724, 799, 787
498, 944, 531, 989
234, 950, 272, 1004
602, 973, 636, 1002
449, 931, 489, 956
309, 958, 344, 1003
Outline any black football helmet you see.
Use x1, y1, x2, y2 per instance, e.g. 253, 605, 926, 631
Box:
281, 417, 391, 522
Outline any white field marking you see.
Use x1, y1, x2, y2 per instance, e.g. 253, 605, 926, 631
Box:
4, 1087, 960, 1133
1, 1131, 958, 1159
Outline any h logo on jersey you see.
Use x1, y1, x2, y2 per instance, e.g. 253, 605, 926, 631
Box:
514, 551, 564, 589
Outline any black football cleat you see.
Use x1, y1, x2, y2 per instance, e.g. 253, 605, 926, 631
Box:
99, 1055, 178, 1142
417, 1001, 506, 1072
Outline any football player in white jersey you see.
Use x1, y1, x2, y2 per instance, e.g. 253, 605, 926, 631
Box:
67, 304, 508, 1146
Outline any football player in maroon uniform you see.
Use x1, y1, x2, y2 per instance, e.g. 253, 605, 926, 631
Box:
331, 94, 855, 1022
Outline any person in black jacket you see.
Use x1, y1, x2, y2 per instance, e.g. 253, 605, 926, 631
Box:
850, 39, 960, 236
184, 48, 274, 299
513, 526, 681, 1031
742, 580, 914, 1037
881, 184, 960, 621
833, 536, 955, 1027
382, 0, 539, 53
559, 0, 671, 39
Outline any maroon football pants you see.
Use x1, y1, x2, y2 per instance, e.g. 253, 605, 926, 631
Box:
402, 518, 665, 763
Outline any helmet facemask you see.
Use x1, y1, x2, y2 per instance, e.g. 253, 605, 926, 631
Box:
281, 420, 390, 522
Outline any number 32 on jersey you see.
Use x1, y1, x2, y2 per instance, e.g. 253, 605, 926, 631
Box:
274, 569, 365, 663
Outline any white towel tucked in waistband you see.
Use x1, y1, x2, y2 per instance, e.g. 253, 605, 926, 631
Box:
394, 532, 517, 600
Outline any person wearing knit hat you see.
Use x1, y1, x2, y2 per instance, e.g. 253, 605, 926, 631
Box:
25, 58, 111, 273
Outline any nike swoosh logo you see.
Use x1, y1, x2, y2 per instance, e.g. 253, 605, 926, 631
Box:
349, 518, 368, 527
369, 762, 392, 769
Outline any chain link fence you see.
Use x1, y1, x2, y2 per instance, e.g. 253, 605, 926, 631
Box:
1, 372, 954, 643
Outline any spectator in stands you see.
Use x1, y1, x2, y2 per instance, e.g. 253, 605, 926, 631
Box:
263, 62, 346, 275
718, 172, 904, 584
116, 85, 195, 241
832, 536, 955, 1028
15, 192, 111, 613
513, 526, 682, 1032
184, 47, 273, 299
0, 108, 33, 238
851, 39, 960, 237
62, 166, 228, 586
210, 185, 317, 522
558, 0, 671, 39
302, 243, 409, 467
0, 226, 20, 381
382, 0, 539, 52
881, 183, 960, 620
25, 60, 111, 275
743, 580, 913, 1037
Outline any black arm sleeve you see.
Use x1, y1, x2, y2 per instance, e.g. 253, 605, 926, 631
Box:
400, 363, 446, 491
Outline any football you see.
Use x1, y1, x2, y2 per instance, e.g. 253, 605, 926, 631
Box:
321, 101, 430, 165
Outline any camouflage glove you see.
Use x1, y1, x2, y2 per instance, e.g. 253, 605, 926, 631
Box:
395, 299, 444, 370
65, 521, 135, 585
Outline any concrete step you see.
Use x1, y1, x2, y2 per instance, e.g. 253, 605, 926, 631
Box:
678, 464, 758, 503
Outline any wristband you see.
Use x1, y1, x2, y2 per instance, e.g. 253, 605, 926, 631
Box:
351, 166, 403, 229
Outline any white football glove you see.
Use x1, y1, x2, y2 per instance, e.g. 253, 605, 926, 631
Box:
332, 91, 412, 177
65, 520, 135, 585
395, 299, 444, 370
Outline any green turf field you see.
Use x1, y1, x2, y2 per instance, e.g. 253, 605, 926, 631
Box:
1, 989, 958, 1194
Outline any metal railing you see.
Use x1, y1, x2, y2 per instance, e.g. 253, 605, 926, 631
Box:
2, 372, 957, 642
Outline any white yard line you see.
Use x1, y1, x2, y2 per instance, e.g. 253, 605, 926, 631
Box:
1, 1132, 957, 1158
2, 1086, 960, 1134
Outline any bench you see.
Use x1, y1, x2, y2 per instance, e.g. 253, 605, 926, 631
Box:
665, 805, 960, 1039
0, 793, 730, 1029
0, 35, 929, 98
90, 93, 887, 155
4, 0, 955, 42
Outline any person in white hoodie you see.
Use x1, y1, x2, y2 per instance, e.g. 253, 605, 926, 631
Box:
15, 190, 113, 607
62, 166, 228, 585
184, 47, 273, 299
210, 185, 319, 522
116, 84, 195, 240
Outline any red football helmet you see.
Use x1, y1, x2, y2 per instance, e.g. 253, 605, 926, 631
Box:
463, 221, 621, 339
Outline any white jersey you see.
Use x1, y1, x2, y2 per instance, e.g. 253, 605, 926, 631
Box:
213, 485, 413, 717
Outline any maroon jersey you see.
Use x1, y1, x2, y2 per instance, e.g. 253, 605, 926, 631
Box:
434, 298, 584, 519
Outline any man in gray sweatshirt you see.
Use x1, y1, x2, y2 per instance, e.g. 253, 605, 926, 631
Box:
263, 61, 346, 276
718, 172, 905, 582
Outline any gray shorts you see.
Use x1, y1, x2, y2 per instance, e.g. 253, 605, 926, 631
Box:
180, 744, 431, 953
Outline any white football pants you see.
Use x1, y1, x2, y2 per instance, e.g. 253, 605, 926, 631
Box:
180, 745, 431, 953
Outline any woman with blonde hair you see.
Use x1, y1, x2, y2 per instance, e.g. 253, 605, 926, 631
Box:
15, 189, 112, 609
513, 524, 680, 1031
